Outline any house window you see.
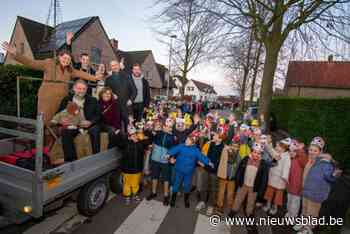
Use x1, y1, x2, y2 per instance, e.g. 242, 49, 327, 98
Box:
91, 47, 102, 64
20, 42, 25, 55
187, 86, 194, 91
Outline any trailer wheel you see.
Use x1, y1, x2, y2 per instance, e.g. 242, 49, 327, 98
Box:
77, 177, 109, 217
108, 170, 123, 194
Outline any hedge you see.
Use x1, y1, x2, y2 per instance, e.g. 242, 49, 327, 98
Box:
271, 96, 350, 168
0, 64, 43, 118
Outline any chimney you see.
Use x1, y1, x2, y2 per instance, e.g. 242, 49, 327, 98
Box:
110, 39, 119, 51
328, 54, 334, 62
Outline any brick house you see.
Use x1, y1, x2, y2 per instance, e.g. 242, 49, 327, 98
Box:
285, 60, 350, 98
5, 16, 117, 67
112, 41, 174, 98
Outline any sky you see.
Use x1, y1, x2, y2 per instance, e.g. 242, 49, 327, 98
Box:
0, 0, 237, 96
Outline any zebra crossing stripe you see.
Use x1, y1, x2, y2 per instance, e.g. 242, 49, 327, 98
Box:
113, 199, 170, 234
193, 214, 231, 234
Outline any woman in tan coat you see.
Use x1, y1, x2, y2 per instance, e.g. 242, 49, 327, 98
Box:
1, 42, 101, 145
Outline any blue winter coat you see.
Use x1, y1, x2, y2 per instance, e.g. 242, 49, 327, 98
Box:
168, 144, 210, 175
151, 131, 176, 163
303, 157, 336, 203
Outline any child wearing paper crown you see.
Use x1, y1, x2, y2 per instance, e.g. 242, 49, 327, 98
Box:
228, 143, 269, 218
238, 124, 251, 158
114, 126, 153, 204
146, 118, 176, 206
285, 139, 308, 218
167, 131, 214, 208
263, 138, 292, 215
294, 137, 341, 234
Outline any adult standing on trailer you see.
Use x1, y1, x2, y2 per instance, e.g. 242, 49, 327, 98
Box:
1, 41, 101, 146
105, 60, 137, 133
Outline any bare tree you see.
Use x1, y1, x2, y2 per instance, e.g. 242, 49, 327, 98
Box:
152, 0, 224, 95
199, 0, 350, 126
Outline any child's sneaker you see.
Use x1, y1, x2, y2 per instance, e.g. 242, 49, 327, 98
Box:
146, 193, 157, 201
163, 196, 170, 206
133, 195, 141, 203
206, 206, 214, 216
255, 202, 263, 208
293, 224, 304, 231
269, 205, 278, 215
297, 226, 313, 234
228, 209, 237, 218
195, 201, 205, 211
125, 197, 131, 205
215, 206, 224, 216
262, 202, 271, 213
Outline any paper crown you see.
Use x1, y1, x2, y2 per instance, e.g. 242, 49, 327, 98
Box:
252, 143, 264, 153
280, 137, 292, 146
310, 136, 325, 150
240, 124, 249, 130
289, 139, 299, 152
128, 126, 137, 135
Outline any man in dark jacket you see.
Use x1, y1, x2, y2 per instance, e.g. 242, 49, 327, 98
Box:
130, 63, 151, 122
320, 168, 350, 234
58, 80, 101, 162
105, 60, 137, 132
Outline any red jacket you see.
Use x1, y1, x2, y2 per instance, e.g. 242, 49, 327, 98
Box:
287, 149, 308, 195
99, 98, 121, 130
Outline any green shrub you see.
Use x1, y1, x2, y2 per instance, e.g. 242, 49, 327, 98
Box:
271, 96, 350, 168
0, 64, 43, 118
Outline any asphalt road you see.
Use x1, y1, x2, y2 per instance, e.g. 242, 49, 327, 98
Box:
2, 187, 350, 234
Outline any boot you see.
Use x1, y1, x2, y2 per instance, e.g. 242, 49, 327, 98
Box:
184, 193, 190, 208
163, 195, 170, 206
170, 192, 177, 207
146, 192, 157, 201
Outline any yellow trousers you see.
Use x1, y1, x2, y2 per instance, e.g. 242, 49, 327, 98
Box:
123, 173, 142, 197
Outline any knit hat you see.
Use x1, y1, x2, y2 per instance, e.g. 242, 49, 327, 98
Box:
310, 137, 325, 150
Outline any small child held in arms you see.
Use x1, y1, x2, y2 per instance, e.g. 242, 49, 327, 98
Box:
168, 131, 214, 208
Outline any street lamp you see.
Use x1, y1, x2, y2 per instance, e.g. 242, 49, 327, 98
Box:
167, 34, 177, 98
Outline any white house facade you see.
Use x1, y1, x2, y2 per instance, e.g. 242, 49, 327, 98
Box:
184, 80, 217, 101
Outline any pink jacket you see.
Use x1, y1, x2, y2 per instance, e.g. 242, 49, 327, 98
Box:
287, 149, 308, 195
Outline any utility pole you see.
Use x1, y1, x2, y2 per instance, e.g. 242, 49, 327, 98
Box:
167, 34, 177, 98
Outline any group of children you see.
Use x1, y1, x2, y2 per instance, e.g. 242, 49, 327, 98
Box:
114, 101, 341, 234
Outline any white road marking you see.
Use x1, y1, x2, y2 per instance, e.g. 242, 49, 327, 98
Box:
113, 199, 170, 234
193, 214, 231, 234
